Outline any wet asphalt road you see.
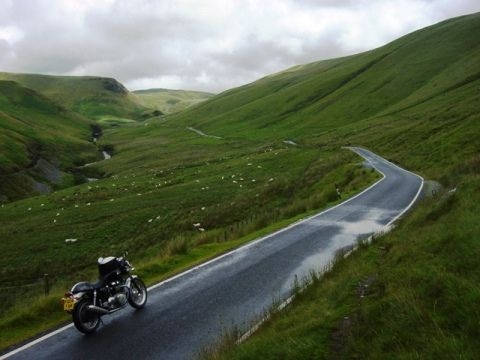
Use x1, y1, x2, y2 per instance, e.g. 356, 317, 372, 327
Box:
3, 147, 423, 360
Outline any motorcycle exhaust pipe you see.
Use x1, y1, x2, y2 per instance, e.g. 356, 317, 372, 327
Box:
87, 305, 110, 315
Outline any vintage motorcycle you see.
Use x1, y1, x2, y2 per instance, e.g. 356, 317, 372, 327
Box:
62, 254, 147, 334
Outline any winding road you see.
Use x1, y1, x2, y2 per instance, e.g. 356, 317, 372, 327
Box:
1, 147, 423, 360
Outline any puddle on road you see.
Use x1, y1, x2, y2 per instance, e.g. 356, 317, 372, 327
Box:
280, 207, 395, 295
153, 207, 399, 303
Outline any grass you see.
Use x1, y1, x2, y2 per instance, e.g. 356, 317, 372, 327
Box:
0, 145, 374, 282
0, 11, 479, 357
133, 88, 214, 114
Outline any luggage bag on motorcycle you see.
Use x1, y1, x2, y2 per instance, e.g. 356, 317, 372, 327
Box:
98, 256, 121, 278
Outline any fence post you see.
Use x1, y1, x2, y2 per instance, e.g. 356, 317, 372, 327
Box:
44, 274, 50, 296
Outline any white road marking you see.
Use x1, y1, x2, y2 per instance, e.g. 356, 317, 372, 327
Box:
0, 324, 74, 360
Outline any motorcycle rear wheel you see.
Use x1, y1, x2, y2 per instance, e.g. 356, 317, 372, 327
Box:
128, 278, 147, 309
73, 298, 100, 334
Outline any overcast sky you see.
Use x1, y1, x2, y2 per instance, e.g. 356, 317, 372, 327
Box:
0, 0, 479, 93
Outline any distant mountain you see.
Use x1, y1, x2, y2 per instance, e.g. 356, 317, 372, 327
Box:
0, 72, 147, 121
0, 80, 97, 201
133, 88, 214, 114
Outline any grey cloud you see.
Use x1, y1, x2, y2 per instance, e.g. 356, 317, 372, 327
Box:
292, 0, 363, 8
0, 0, 479, 92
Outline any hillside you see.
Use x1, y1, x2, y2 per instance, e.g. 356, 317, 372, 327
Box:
165, 13, 480, 147
0, 81, 99, 201
0, 72, 147, 121
133, 88, 214, 114
0, 12, 479, 356
104, 12, 480, 179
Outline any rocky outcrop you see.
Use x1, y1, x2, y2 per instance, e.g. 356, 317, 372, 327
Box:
101, 78, 128, 94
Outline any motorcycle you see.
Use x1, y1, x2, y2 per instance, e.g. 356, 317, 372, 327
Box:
62, 254, 147, 334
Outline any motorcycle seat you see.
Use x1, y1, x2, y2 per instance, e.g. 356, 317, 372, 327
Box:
80, 280, 104, 290
90, 279, 105, 289
71, 279, 104, 293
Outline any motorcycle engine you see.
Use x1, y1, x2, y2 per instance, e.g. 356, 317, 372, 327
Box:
107, 286, 128, 308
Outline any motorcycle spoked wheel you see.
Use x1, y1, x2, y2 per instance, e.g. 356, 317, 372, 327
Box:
128, 278, 147, 309
72, 298, 101, 334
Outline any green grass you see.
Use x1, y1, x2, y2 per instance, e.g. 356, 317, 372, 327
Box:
133, 88, 214, 114
0, 11, 479, 357
0, 146, 375, 289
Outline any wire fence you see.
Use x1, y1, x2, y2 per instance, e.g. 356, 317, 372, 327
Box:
0, 274, 57, 316
0, 274, 52, 294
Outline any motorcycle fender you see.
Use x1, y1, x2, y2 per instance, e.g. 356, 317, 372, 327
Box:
125, 275, 138, 287
73, 292, 86, 300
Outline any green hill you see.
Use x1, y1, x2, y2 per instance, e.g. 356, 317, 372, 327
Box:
0, 12, 479, 356
133, 88, 214, 114
0, 81, 98, 201
0, 72, 147, 121
165, 12, 480, 147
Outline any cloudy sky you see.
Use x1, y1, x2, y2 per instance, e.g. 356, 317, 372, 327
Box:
0, 0, 479, 93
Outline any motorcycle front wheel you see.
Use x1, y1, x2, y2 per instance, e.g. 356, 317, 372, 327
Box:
128, 278, 147, 309
73, 298, 100, 334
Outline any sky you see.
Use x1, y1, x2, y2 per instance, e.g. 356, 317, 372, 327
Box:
0, 0, 479, 93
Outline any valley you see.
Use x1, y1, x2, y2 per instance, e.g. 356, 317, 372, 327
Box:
0, 11, 479, 359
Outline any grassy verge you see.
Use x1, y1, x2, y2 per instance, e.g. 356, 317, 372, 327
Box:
0, 156, 379, 353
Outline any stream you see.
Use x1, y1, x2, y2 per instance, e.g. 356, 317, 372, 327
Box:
81, 127, 112, 181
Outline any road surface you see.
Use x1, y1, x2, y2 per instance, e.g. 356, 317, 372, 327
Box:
2, 147, 423, 360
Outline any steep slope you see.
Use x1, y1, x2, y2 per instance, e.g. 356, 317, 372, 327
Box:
0, 72, 147, 121
133, 88, 214, 114
0, 81, 98, 201
163, 12, 480, 143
